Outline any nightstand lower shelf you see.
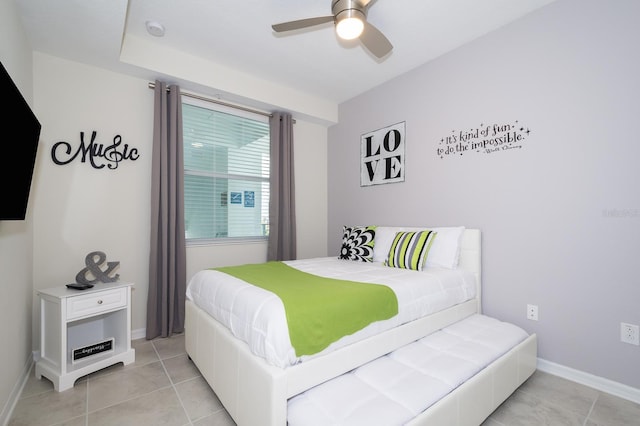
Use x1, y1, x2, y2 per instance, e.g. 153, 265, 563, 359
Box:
35, 348, 135, 391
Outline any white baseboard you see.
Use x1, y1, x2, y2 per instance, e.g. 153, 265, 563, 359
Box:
0, 355, 33, 426
131, 328, 146, 340
537, 358, 640, 404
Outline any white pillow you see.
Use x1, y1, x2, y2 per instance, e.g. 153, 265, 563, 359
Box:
372, 226, 465, 269
424, 226, 465, 269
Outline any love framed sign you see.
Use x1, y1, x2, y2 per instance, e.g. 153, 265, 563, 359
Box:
360, 121, 405, 187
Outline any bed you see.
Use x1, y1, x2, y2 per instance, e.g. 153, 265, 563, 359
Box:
184, 226, 537, 425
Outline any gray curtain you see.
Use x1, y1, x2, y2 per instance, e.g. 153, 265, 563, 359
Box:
267, 112, 296, 261
146, 80, 186, 339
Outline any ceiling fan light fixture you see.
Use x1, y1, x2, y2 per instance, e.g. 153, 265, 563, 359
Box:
336, 16, 364, 40
333, 1, 366, 40
272, 0, 392, 58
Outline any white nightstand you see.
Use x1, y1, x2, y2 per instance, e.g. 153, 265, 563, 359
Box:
35, 281, 136, 391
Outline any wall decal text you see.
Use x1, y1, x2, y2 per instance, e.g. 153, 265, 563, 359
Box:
437, 121, 531, 159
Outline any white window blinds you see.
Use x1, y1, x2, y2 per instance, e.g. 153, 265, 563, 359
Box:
182, 98, 270, 241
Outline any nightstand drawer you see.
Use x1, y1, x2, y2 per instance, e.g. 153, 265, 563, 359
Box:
66, 287, 127, 320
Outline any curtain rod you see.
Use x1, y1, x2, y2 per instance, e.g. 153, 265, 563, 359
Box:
148, 82, 294, 122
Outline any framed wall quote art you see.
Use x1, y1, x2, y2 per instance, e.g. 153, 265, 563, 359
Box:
360, 121, 405, 187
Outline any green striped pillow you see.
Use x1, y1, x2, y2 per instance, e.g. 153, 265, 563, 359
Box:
385, 230, 437, 271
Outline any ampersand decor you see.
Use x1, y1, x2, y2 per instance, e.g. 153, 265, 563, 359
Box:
75, 251, 120, 285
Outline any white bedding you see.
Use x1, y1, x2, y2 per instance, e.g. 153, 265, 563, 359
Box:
185, 257, 477, 368
287, 314, 529, 426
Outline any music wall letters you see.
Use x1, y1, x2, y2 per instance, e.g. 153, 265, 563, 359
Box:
51, 131, 140, 169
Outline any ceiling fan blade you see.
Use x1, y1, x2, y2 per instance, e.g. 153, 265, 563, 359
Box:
272, 15, 334, 33
360, 20, 392, 58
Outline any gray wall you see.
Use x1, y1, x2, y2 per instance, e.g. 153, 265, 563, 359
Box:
328, 0, 640, 389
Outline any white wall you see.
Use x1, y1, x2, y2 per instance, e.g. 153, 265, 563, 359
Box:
0, 1, 37, 422
328, 0, 640, 390
31, 53, 328, 348
31, 54, 154, 343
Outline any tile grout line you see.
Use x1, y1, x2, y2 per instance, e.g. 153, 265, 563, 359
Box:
582, 392, 598, 426
516, 375, 598, 423
85, 378, 89, 426
81, 347, 170, 423
151, 339, 195, 426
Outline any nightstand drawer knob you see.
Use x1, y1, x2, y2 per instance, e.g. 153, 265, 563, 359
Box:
97, 300, 103, 305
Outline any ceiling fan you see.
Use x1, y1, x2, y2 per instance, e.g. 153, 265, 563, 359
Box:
271, 0, 393, 59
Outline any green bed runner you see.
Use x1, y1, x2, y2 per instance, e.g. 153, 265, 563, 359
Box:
214, 261, 398, 357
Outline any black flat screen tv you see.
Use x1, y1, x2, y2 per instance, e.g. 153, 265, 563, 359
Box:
0, 60, 41, 220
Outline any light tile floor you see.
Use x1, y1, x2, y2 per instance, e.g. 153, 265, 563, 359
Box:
9, 334, 640, 426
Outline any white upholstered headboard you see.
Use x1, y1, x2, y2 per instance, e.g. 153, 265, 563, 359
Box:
459, 228, 482, 313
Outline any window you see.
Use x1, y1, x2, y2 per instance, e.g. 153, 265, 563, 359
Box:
182, 98, 270, 242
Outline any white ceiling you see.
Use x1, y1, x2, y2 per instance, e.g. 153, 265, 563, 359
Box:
15, 0, 557, 105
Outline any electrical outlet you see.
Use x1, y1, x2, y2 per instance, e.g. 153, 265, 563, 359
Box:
621, 322, 639, 345
527, 304, 538, 321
